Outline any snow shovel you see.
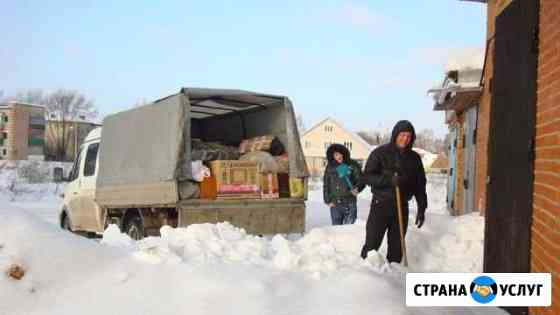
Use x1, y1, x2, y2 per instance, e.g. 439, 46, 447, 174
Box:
394, 174, 408, 267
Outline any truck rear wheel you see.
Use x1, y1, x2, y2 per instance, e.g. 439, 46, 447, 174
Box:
124, 215, 145, 241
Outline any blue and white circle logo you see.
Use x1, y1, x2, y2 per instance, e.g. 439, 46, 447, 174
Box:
470, 276, 498, 304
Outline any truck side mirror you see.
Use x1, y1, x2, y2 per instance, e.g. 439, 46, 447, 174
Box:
53, 167, 65, 182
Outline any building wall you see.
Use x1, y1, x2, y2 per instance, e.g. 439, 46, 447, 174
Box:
301, 118, 371, 177
453, 115, 465, 215
0, 104, 45, 160
530, 1, 560, 314
0, 109, 10, 159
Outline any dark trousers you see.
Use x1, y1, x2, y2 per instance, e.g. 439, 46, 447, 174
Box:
361, 200, 409, 263
330, 200, 358, 225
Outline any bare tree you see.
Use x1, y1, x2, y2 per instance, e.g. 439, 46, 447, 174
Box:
357, 131, 376, 145
414, 129, 446, 153
13, 89, 98, 161
357, 130, 390, 146
46, 90, 98, 161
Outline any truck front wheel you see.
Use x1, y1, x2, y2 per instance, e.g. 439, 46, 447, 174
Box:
123, 214, 145, 241
61, 212, 73, 232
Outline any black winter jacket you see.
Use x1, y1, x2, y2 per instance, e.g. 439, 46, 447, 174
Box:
323, 144, 364, 204
359, 121, 428, 213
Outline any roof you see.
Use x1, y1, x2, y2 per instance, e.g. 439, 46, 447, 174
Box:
47, 119, 102, 126
302, 117, 374, 152
150, 87, 287, 120
0, 101, 46, 110
430, 154, 449, 169
430, 86, 482, 111
428, 68, 483, 112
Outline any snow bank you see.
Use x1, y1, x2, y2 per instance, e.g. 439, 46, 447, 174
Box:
0, 209, 504, 315
0, 165, 502, 315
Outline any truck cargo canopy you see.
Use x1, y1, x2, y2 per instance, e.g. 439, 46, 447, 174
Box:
96, 88, 308, 207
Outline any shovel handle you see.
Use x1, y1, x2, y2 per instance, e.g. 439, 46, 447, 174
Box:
395, 173, 408, 267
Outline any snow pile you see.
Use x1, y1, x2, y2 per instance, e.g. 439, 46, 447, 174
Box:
410, 213, 485, 273
0, 161, 70, 203
0, 208, 504, 315
101, 222, 389, 278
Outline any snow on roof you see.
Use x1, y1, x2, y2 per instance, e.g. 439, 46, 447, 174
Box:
444, 48, 484, 72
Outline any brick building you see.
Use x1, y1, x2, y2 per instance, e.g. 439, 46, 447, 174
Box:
438, 1, 559, 314
0, 102, 46, 160
531, 1, 560, 314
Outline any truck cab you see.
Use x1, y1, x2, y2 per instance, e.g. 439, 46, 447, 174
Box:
58, 127, 105, 234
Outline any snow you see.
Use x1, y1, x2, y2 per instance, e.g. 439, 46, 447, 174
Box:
0, 165, 505, 315
444, 48, 485, 72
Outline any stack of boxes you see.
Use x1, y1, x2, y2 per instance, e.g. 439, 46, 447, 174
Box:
197, 135, 305, 200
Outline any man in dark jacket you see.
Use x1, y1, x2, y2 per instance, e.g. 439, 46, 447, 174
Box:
359, 120, 428, 263
323, 143, 364, 225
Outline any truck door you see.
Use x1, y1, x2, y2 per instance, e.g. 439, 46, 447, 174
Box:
65, 148, 84, 230
80, 142, 103, 232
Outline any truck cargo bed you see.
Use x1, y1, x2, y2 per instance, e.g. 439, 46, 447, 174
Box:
178, 198, 305, 234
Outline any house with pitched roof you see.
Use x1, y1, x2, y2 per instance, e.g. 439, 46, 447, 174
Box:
300, 117, 372, 178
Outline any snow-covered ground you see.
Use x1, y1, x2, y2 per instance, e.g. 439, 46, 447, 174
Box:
0, 169, 505, 315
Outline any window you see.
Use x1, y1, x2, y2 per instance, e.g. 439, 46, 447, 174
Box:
343, 141, 353, 151
83, 143, 99, 177
324, 125, 334, 132
68, 148, 83, 181
3, 116, 7, 123
2, 149, 5, 155
2, 132, 7, 139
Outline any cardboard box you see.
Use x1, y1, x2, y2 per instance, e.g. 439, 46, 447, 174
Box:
209, 160, 261, 199
261, 173, 279, 199
277, 174, 305, 199
199, 175, 217, 199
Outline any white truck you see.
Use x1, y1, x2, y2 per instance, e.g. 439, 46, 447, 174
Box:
55, 88, 309, 239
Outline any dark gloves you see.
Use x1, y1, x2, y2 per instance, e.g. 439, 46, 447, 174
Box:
415, 211, 425, 228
